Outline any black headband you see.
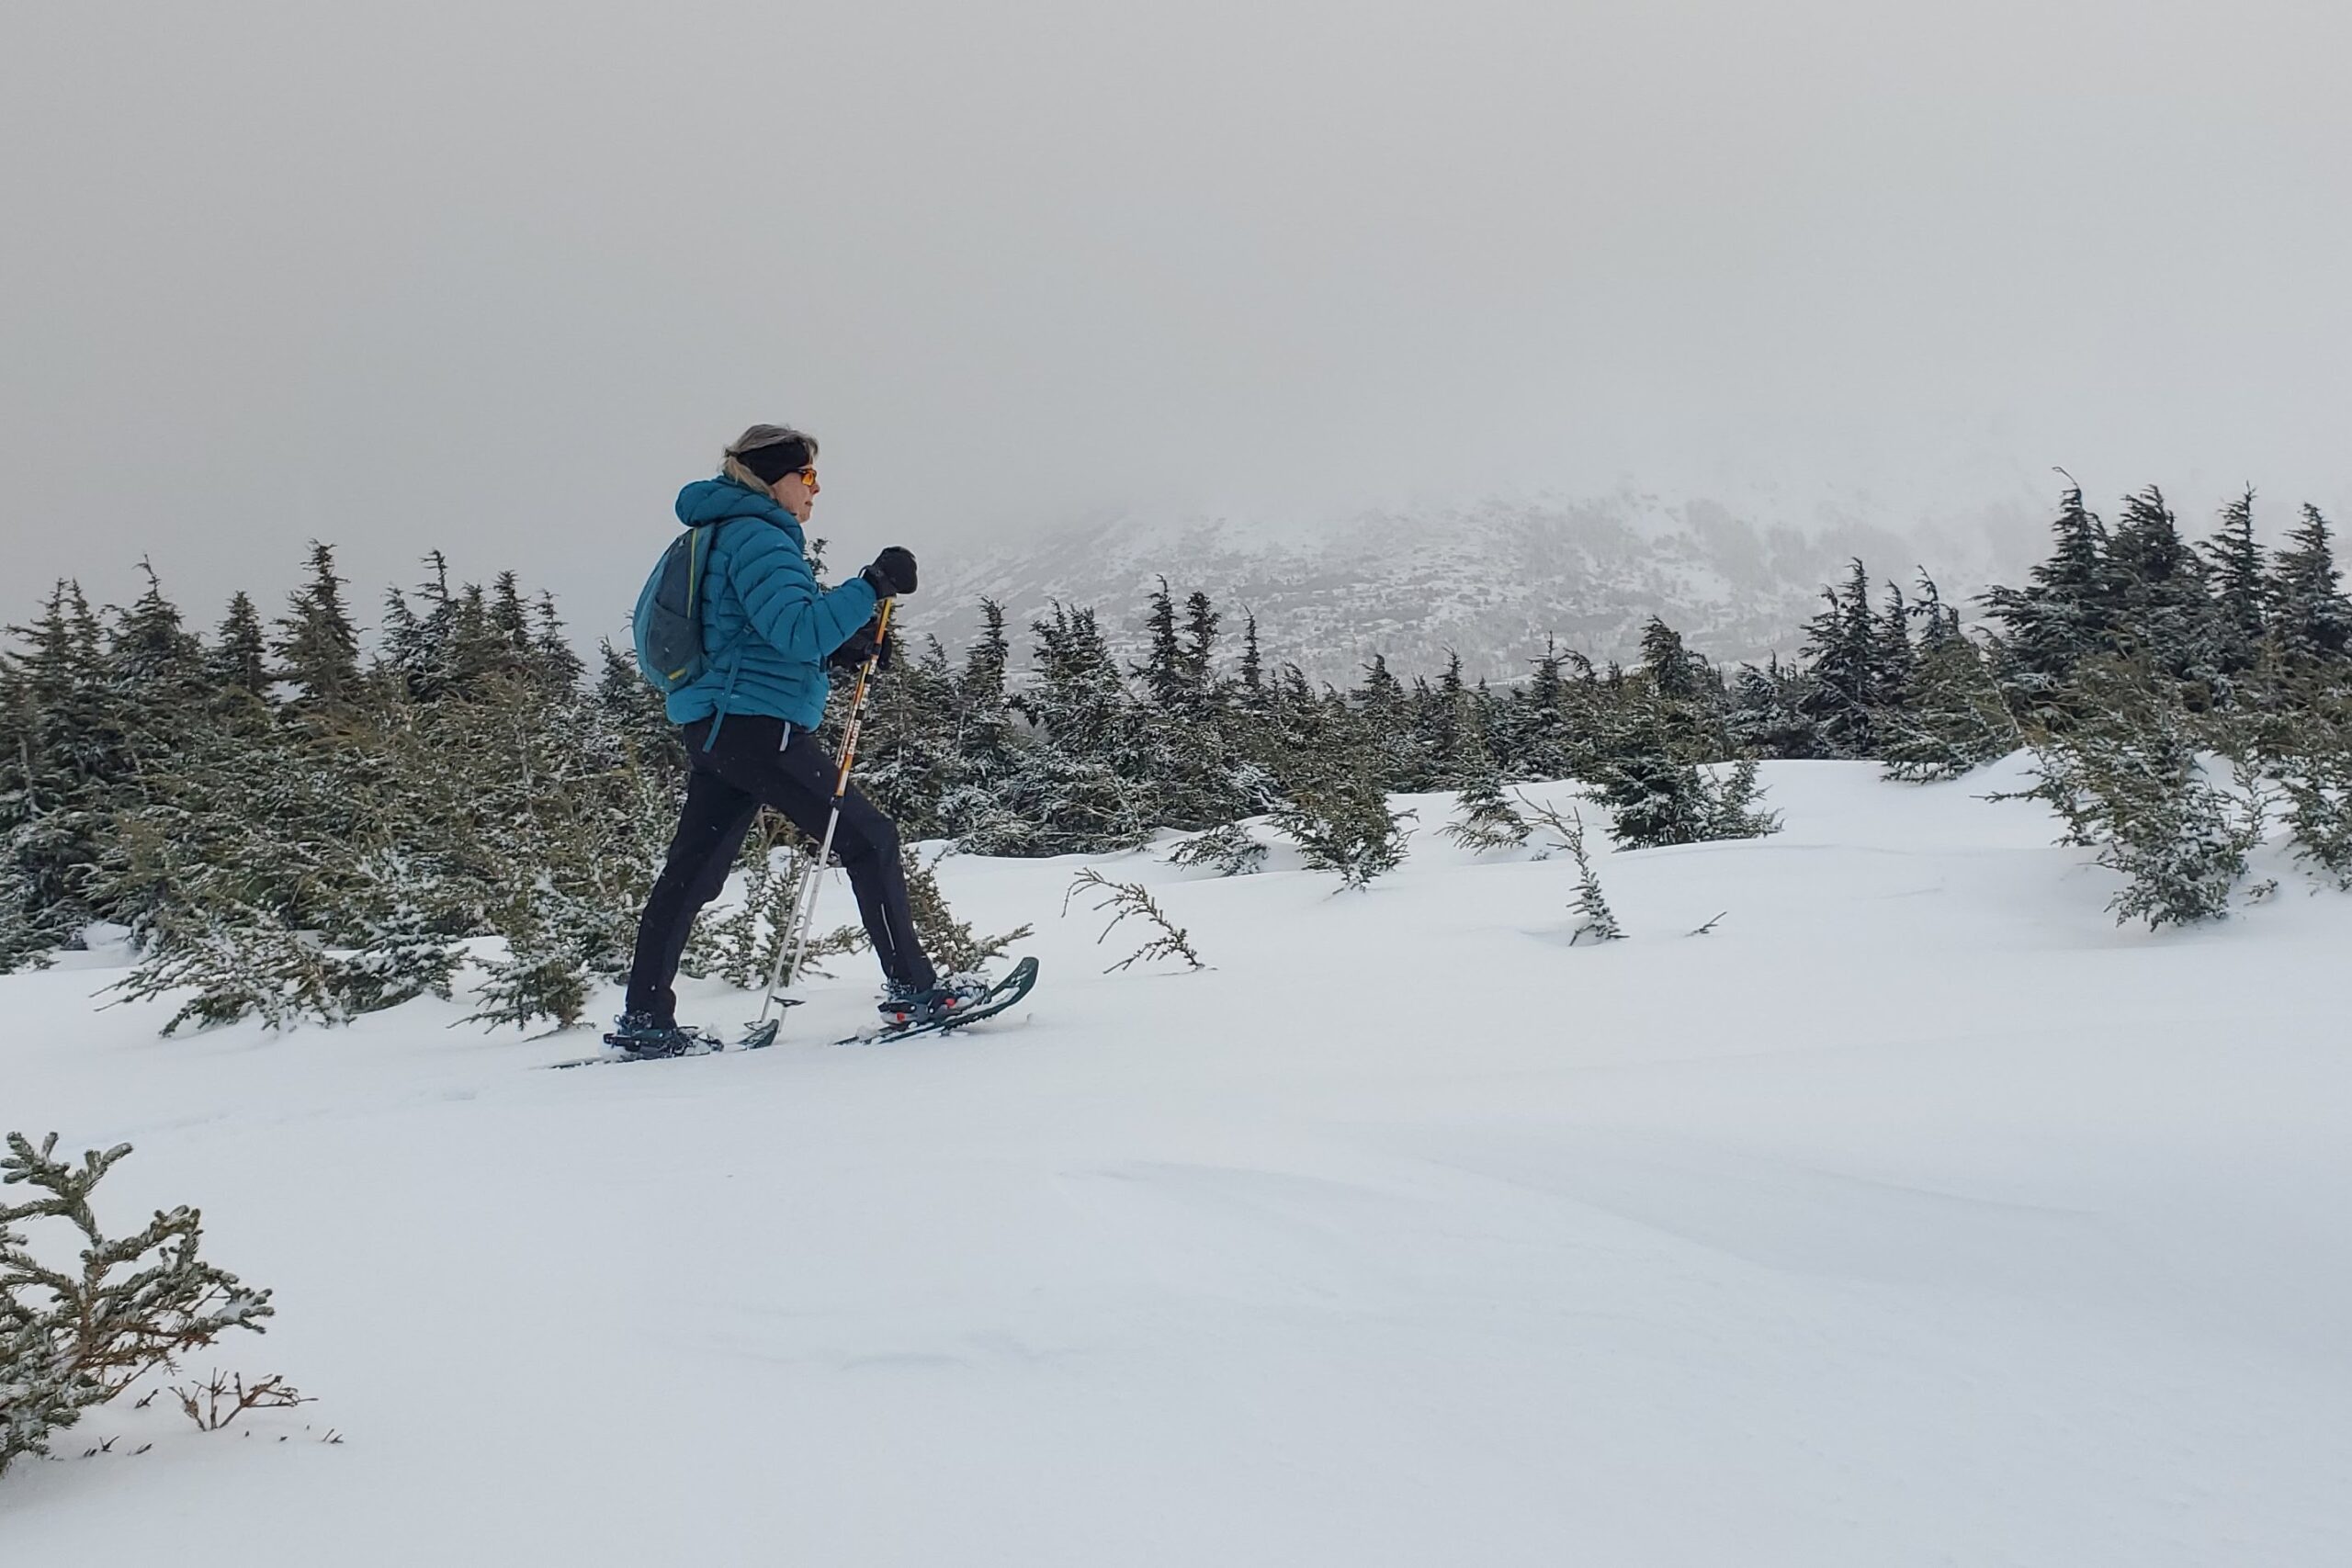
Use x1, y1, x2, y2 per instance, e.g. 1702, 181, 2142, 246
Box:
735, 439, 813, 484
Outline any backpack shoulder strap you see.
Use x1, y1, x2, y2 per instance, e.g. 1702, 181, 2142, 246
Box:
692, 517, 753, 655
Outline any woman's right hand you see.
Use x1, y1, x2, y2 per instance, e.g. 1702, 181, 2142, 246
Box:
862, 547, 918, 597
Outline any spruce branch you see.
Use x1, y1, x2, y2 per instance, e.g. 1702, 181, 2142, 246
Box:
1061, 867, 1205, 973
1511, 791, 1584, 849
1164, 821, 1268, 876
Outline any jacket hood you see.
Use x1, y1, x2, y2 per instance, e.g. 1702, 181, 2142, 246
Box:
674, 475, 795, 532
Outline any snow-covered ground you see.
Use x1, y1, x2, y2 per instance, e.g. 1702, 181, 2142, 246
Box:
6, 759, 2349, 1566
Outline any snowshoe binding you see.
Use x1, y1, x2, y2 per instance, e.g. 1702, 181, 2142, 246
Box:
854, 957, 1039, 1043
876, 974, 994, 1031
602, 1010, 722, 1060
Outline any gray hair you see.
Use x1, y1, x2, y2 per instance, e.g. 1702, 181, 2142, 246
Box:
721, 423, 820, 491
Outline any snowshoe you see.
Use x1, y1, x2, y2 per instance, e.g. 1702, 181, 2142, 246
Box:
602, 1011, 722, 1060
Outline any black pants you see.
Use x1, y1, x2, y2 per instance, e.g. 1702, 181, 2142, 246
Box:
624, 714, 935, 1022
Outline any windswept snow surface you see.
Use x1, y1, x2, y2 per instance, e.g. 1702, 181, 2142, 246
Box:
6, 759, 2350, 1565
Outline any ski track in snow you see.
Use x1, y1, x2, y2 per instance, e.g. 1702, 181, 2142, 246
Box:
5, 758, 2350, 1566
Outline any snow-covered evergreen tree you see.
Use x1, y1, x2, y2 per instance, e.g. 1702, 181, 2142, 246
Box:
2246, 671, 2352, 886
1271, 702, 1413, 889
1983, 483, 2117, 715
208, 591, 270, 699
1639, 616, 1702, 702
592, 637, 679, 776
933, 602, 1035, 852
1587, 705, 1715, 850
2267, 504, 2352, 669
1589, 704, 1779, 851
530, 592, 586, 695
1349, 654, 1427, 791
1504, 637, 1583, 779
1441, 712, 1528, 852
109, 906, 352, 1034
1272, 773, 1412, 888
1179, 590, 1221, 715
1001, 604, 1158, 852
0, 581, 115, 966
1724, 657, 1821, 760
1878, 578, 2015, 782
2107, 486, 2218, 690
1872, 581, 1914, 711
1236, 612, 1265, 707
272, 541, 364, 714
1133, 577, 1187, 714
1410, 654, 1470, 788
1799, 560, 1881, 756
2201, 488, 2268, 681
1703, 757, 1781, 840
853, 632, 965, 840
2015, 657, 2258, 928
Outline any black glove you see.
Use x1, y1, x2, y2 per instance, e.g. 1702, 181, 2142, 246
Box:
828, 616, 894, 672
860, 546, 918, 598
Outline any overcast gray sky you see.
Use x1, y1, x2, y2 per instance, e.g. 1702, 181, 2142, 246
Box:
4, 0, 2348, 649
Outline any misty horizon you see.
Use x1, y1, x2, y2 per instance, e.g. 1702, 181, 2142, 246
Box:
3, 471, 2324, 693
6, 1, 2347, 648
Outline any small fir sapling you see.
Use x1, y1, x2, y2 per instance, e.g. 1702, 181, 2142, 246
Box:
1271, 772, 1414, 889
1582, 704, 1781, 850
460, 884, 596, 1032
1515, 795, 1626, 943
1702, 758, 1783, 840
2, 1134, 277, 1478
1564, 818, 1626, 943
1442, 726, 1530, 852
1062, 867, 1205, 972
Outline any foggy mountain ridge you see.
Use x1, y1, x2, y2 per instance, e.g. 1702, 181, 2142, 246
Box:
912, 489, 2047, 686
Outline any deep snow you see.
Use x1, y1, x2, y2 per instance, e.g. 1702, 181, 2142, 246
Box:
5, 759, 2349, 1566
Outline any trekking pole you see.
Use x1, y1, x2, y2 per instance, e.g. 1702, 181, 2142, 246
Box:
742, 598, 894, 1047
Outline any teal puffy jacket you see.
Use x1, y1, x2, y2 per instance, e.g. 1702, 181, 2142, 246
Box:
662, 475, 882, 737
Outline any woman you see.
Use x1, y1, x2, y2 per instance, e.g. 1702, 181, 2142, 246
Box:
613, 423, 957, 1057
